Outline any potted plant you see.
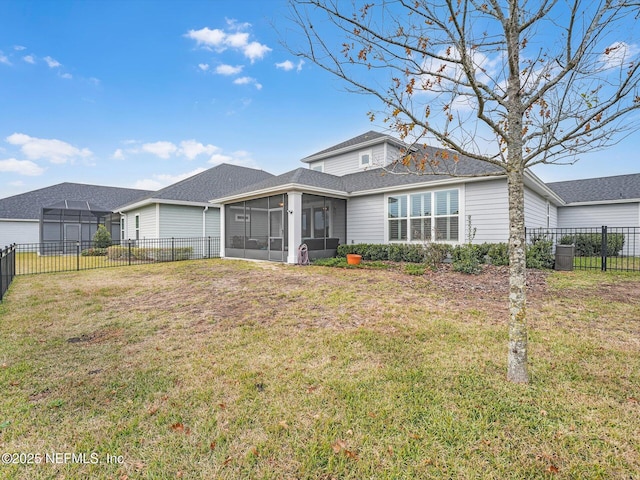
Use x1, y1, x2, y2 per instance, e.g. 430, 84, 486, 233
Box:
346, 253, 362, 265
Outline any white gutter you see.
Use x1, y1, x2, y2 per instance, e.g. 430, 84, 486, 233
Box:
210, 183, 350, 204
117, 198, 212, 212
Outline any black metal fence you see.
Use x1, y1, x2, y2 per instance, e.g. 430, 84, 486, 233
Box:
526, 226, 640, 272
11, 237, 221, 276
1, 244, 16, 302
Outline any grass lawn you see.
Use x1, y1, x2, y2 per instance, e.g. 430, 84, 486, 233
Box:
0, 259, 638, 479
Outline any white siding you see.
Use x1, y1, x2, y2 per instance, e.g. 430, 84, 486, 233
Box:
0, 220, 39, 246
524, 187, 550, 229
320, 142, 401, 176
205, 208, 220, 237
464, 179, 509, 243
557, 203, 639, 228
347, 195, 385, 244
159, 205, 203, 238
124, 204, 157, 239
549, 203, 558, 229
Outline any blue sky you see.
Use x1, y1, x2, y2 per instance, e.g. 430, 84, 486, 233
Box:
0, 0, 638, 199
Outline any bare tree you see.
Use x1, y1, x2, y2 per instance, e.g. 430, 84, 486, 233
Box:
286, 0, 640, 383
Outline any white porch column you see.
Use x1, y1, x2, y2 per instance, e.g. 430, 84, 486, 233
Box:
219, 204, 226, 259
287, 192, 302, 264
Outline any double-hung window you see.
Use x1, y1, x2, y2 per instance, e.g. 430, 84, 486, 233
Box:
434, 189, 459, 241
388, 189, 459, 242
387, 195, 407, 241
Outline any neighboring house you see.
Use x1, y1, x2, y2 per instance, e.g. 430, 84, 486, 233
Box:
115, 163, 274, 241
0, 183, 152, 247
212, 131, 565, 263
547, 174, 640, 228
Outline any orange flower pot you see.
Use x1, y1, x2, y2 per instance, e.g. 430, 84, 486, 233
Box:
346, 254, 362, 265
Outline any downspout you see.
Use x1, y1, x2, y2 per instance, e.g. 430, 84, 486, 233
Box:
202, 205, 209, 237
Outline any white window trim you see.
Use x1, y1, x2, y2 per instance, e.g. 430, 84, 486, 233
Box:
359, 149, 373, 169
384, 187, 463, 244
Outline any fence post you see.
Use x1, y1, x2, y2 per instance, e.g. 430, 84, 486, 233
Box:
601, 226, 607, 272
171, 237, 175, 262
77, 241, 81, 271
207, 236, 211, 259
128, 239, 132, 266
0, 246, 4, 302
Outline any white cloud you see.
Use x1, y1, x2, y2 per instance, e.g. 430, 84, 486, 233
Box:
276, 59, 305, 72
198, 63, 210, 71
13, 45, 26, 51
43, 56, 61, 68
60, 72, 73, 80
0, 158, 45, 176
186, 27, 227, 49
9, 180, 25, 187
141, 141, 177, 159
6, 133, 92, 164
243, 41, 271, 63
600, 41, 639, 69
178, 140, 220, 160
225, 32, 250, 48
215, 64, 243, 75
0, 51, 10, 66
132, 168, 207, 190
276, 60, 294, 71
112, 148, 125, 160
23, 55, 35, 64
208, 149, 258, 168
234, 76, 262, 90
185, 22, 271, 62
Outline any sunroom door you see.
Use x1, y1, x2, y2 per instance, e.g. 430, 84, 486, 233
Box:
268, 209, 284, 261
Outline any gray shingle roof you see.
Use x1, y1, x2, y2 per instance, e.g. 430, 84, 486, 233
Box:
0, 183, 153, 220
117, 163, 274, 208
547, 173, 640, 203
214, 150, 504, 201
301, 130, 399, 162
212, 168, 347, 200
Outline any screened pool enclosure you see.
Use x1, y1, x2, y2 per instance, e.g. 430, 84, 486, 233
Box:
40, 201, 120, 254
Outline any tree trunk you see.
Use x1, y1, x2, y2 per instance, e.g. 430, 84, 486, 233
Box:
506, 168, 529, 383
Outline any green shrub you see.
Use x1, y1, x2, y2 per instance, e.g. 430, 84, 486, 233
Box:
81, 248, 108, 257
106, 246, 193, 261
423, 242, 450, 271
487, 243, 509, 266
452, 244, 482, 274
526, 236, 554, 269
336, 243, 429, 263
92, 225, 112, 248
560, 232, 625, 257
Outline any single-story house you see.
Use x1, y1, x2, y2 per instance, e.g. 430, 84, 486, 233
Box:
0, 183, 152, 248
211, 131, 567, 263
114, 163, 274, 241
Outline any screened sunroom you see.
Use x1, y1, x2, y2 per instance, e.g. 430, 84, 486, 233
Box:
223, 192, 346, 263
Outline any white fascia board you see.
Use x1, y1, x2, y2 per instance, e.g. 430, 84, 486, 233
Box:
117, 198, 212, 212
0, 218, 38, 222
301, 136, 407, 163
523, 170, 566, 206
210, 183, 349, 204
349, 174, 506, 197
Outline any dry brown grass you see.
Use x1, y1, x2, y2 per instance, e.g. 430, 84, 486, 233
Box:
0, 259, 638, 479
